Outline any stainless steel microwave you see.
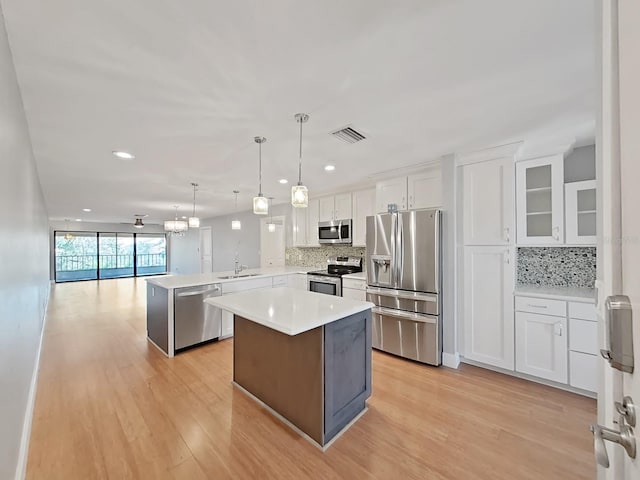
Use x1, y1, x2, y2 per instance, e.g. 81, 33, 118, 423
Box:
318, 219, 352, 244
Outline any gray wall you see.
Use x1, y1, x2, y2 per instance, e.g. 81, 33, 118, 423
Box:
169, 203, 291, 274
0, 8, 50, 480
565, 144, 596, 182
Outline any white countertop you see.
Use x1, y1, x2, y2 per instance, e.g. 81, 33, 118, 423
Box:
145, 266, 316, 289
204, 287, 374, 336
342, 272, 367, 281
514, 284, 596, 303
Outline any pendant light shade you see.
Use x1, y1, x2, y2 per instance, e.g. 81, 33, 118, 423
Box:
133, 218, 144, 229
292, 113, 309, 208
164, 206, 188, 235
253, 136, 269, 215
231, 190, 241, 230
188, 182, 200, 228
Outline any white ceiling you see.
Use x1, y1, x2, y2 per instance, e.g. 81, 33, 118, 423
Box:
1, 0, 595, 224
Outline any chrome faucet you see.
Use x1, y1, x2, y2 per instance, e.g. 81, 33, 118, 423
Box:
234, 253, 248, 275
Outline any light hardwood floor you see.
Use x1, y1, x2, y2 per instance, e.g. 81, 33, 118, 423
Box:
27, 278, 596, 479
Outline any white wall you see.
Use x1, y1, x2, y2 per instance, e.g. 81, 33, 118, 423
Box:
0, 7, 50, 479
169, 203, 291, 274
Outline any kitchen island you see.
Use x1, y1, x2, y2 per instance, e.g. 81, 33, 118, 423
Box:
205, 287, 373, 449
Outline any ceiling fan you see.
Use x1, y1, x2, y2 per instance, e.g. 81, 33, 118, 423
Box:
133, 214, 148, 229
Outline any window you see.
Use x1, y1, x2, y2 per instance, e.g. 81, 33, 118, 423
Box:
54, 231, 167, 282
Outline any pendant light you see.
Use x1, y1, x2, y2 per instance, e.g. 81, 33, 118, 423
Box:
63, 219, 73, 240
231, 190, 241, 230
291, 113, 309, 208
164, 205, 188, 235
253, 136, 269, 215
267, 197, 275, 232
188, 182, 200, 228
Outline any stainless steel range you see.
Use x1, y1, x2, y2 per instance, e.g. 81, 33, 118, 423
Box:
307, 256, 363, 297
366, 209, 442, 366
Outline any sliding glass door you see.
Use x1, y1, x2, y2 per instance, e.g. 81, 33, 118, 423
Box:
54, 231, 167, 282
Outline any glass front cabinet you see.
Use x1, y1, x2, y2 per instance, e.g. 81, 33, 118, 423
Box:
516, 154, 564, 244
565, 180, 597, 245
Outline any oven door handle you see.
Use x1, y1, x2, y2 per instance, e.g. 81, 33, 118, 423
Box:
371, 306, 438, 324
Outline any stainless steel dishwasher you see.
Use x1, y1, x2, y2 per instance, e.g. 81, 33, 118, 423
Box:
174, 283, 222, 351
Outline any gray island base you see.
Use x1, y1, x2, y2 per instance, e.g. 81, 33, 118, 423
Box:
205, 287, 373, 450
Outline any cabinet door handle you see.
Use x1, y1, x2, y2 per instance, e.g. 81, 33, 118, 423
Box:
552, 226, 560, 241
409, 195, 413, 208
504, 251, 510, 264
402, 196, 406, 209
554, 322, 563, 336
504, 227, 510, 243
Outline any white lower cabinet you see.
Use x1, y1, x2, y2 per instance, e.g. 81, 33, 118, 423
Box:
463, 246, 514, 370
569, 351, 597, 392
515, 312, 568, 383
221, 309, 234, 338
342, 277, 367, 301
287, 273, 307, 290
342, 288, 366, 301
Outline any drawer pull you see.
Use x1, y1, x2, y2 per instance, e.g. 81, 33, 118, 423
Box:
528, 304, 548, 309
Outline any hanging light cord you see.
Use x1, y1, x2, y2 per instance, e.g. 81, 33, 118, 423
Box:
298, 118, 303, 185
258, 141, 263, 196
191, 184, 197, 217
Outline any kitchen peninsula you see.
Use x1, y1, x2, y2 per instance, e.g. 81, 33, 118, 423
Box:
205, 287, 373, 449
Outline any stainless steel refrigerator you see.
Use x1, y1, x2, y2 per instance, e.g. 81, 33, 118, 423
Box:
366, 209, 442, 365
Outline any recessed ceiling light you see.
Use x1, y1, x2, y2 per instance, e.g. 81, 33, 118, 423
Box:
75, 218, 82, 222
82, 208, 91, 212
181, 216, 187, 219
324, 165, 336, 171
279, 179, 288, 184
112, 150, 135, 160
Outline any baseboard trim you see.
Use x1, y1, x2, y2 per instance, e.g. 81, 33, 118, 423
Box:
442, 352, 460, 369
15, 284, 50, 480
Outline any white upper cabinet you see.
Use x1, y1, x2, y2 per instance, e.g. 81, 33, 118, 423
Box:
463, 246, 515, 370
352, 188, 375, 247
565, 180, 597, 245
516, 154, 564, 245
407, 168, 441, 210
291, 206, 307, 247
376, 166, 441, 213
306, 198, 320, 246
376, 177, 407, 213
318, 193, 352, 222
462, 158, 514, 245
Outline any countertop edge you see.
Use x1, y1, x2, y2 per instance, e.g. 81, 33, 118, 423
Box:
514, 285, 596, 303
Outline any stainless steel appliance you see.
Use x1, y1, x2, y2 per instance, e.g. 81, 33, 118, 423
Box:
318, 219, 352, 244
307, 256, 363, 296
366, 209, 442, 365
174, 283, 222, 351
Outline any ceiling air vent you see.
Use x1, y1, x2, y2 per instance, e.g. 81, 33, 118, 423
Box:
331, 126, 366, 144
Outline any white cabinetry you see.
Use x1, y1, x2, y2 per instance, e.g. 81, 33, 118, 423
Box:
287, 273, 307, 290
319, 193, 352, 222
375, 167, 441, 213
514, 295, 597, 392
463, 246, 514, 369
342, 277, 367, 301
516, 155, 564, 244
291, 206, 308, 247
352, 189, 375, 247
306, 199, 320, 246
462, 158, 514, 245
565, 180, 597, 245
515, 311, 568, 384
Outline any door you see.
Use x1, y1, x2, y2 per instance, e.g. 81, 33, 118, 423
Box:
318, 196, 335, 222
306, 199, 320, 246
597, 1, 640, 478
408, 167, 441, 209
462, 158, 514, 245
463, 246, 514, 370
334, 193, 353, 220
376, 177, 407, 213
352, 188, 375, 247
292, 206, 307, 247
565, 180, 597, 245
260, 217, 285, 267
515, 312, 568, 383
397, 210, 440, 293
515, 154, 564, 245
199, 226, 212, 273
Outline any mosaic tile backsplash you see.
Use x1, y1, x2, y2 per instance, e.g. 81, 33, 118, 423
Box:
286, 246, 366, 268
517, 247, 596, 288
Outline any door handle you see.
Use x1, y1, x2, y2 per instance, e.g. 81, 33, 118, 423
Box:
590, 423, 636, 468
503, 227, 510, 243
552, 226, 560, 241
553, 321, 563, 337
